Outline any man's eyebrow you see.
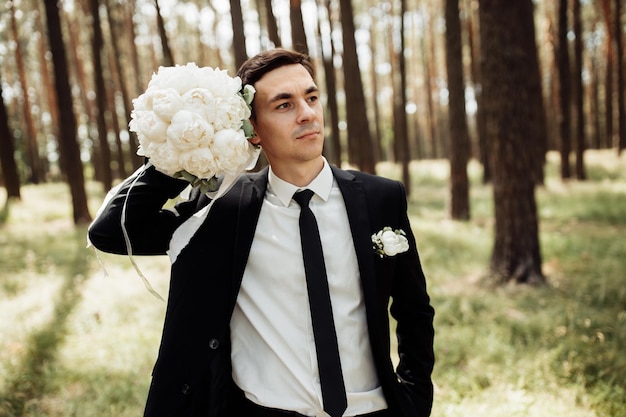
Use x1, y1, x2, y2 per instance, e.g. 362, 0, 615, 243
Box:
268, 86, 319, 104
269, 92, 293, 104
305, 86, 320, 95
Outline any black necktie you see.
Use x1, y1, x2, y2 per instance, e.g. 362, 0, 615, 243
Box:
293, 189, 347, 417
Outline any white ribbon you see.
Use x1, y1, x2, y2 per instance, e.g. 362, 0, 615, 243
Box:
87, 163, 166, 300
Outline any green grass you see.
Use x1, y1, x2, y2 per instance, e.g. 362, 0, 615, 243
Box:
1, 150, 625, 417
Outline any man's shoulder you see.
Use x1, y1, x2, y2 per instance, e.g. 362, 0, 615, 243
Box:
332, 165, 403, 188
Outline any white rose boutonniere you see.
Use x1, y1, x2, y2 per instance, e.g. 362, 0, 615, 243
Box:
372, 227, 410, 258
129, 63, 259, 193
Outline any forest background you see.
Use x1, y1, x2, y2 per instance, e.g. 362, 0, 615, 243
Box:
0, 0, 625, 416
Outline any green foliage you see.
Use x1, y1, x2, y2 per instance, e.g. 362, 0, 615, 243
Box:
1, 150, 625, 417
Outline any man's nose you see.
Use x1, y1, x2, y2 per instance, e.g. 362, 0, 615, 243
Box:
297, 100, 315, 123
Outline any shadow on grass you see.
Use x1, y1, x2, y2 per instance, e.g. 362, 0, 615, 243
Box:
0, 228, 92, 417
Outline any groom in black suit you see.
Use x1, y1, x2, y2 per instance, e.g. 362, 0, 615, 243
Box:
88, 48, 434, 417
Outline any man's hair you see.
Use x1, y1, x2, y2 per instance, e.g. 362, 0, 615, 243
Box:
237, 48, 315, 88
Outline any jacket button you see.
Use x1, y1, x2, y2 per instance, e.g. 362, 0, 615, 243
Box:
181, 384, 191, 395
209, 338, 219, 349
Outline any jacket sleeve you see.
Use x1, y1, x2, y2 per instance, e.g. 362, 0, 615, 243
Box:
389, 181, 435, 416
87, 164, 199, 256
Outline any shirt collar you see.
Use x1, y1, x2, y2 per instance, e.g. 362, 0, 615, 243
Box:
268, 158, 334, 207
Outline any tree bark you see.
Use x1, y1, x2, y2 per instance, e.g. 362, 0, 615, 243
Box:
445, 0, 470, 220
290, 0, 308, 54
520, 0, 548, 185
155, 0, 174, 66
394, 0, 411, 192
318, 0, 341, 166
230, 0, 248, 69
90, 0, 113, 191
10, 2, 42, 184
479, 0, 544, 284
0, 81, 21, 199
466, 0, 490, 183
44, 0, 92, 225
339, 0, 375, 173
573, 0, 587, 179
263, 0, 282, 47
35, 3, 60, 165
557, 0, 572, 178
614, 0, 625, 154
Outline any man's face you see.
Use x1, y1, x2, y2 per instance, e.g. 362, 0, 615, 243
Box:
250, 64, 325, 169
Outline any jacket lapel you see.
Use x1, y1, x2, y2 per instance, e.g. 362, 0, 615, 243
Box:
231, 168, 268, 297
332, 167, 379, 309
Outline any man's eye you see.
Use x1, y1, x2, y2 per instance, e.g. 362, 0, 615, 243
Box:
308, 95, 319, 103
276, 102, 290, 109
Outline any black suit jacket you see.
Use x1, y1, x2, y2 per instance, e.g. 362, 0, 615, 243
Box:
88, 163, 435, 417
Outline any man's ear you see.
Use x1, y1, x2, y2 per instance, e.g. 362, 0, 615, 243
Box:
249, 120, 261, 145
249, 133, 261, 145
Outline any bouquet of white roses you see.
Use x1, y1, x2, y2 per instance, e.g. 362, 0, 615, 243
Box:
129, 63, 257, 192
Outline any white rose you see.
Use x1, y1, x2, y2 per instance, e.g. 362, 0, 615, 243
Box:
378, 230, 409, 256
211, 129, 251, 174
181, 88, 217, 123
372, 228, 409, 257
167, 110, 214, 151
214, 96, 250, 131
131, 93, 150, 112
198, 68, 241, 97
129, 110, 168, 143
149, 63, 199, 93
180, 147, 218, 179
145, 141, 181, 176
148, 87, 184, 122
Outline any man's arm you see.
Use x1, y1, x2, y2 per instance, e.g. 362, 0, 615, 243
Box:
88, 164, 195, 255
390, 182, 435, 416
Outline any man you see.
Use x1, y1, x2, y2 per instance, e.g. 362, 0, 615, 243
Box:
88, 49, 434, 417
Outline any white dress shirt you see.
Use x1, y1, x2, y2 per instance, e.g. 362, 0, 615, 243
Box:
230, 159, 387, 417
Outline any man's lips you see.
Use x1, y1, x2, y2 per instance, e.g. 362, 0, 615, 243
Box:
294, 123, 322, 140
296, 130, 320, 140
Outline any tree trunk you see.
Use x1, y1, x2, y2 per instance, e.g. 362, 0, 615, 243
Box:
263, 0, 282, 47
557, 0, 572, 178
318, 0, 341, 166
394, 0, 410, 192
0, 81, 21, 199
107, 0, 142, 173
573, 0, 587, 179
10, 2, 42, 184
90, 0, 113, 191
479, 0, 544, 285
105, 41, 126, 179
445, 0, 470, 220
368, 11, 383, 163
230, 0, 248, 69
422, 22, 438, 159
520, 0, 548, 185
35, 3, 60, 167
615, 0, 625, 154
599, 0, 615, 149
466, 0, 490, 183
66, 13, 97, 181
155, 0, 174, 66
290, 0, 308, 54
44, 0, 92, 225
339, 0, 375, 173
125, 0, 144, 95
590, 52, 602, 149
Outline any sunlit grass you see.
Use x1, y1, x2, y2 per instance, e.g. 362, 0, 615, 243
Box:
1, 150, 625, 417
